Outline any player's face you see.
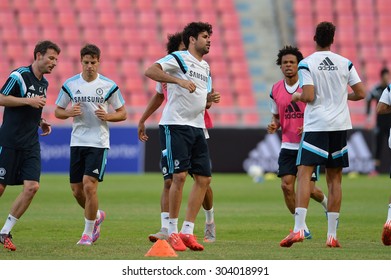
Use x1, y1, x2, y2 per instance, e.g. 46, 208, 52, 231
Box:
37, 48, 59, 74
280, 54, 298, 78
195, 31, 211, 55
81, 55, 99, 80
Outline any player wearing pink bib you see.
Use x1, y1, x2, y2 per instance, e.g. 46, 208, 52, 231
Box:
268, 46, 328, 240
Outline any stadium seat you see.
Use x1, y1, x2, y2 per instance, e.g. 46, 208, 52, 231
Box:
17, 10, 36, 26
11, 0, 30, 10
219, 113, 239, 126
97, 10, 118, 27
335, 0, 353, 14
242, 112, 260, 126
0, 25, 20, 43
94, 0, 113, 12
60, 26, 82, 44
57, 9, 77, 26
155, 0, 174, 13
138, 10, 157, 28
77, 10, 96, 28
118, 10, 138, 28
0, 0, 10, 9
21, 27, 40, 43
175, 0, 193, 11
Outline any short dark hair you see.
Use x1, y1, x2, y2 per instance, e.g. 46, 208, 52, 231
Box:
34, 40, 61, 59
182, 22, 212, 49
314, 21, 336, 48
380, 67, 389, 77
276, 45, 303, 66
166, 32, 183, 54
80, 44, 101, 60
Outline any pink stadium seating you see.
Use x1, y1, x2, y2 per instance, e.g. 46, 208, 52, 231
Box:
0, 0, 250, 126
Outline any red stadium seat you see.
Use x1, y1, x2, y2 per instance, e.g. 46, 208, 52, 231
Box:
114, 0, 133, 10
118, 10, 138, 28
219, 113, 239, 126
242, 112, 260, 126
17, 10, 36, 26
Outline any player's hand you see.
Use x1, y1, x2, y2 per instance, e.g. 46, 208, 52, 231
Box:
67, 103, 82, 117
297, 126, 303, 135
29, 96, 46, 109
138, 122, 149, 142
40, 118, 52, 136
178, 80, 196, 93
208, 91, 221, 103
292, 92, 301, 102
95, 105, 107, 121
267, 121, 280, 134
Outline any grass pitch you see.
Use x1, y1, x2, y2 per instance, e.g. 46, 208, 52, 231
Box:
0, 172, 390, 260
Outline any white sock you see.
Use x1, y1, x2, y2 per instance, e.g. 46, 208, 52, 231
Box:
82, 218, 95, 238
168, 218, 178, 235
292, 213, 309, 232
327, 212, 340, 239
161, 212, 169, 229
181, 221, 195, 235
293, 207, 307, 232
321, 195, 328, 212
387, 204, 391, 222
204, 207, 214, 224
96, 210, 101, 221
0, 214, 18, 234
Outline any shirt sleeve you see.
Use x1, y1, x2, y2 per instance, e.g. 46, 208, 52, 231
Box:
298, 61, 313, 87
379, 86, 391, 106
347, 62, 362, 87
156, 54, 180, 73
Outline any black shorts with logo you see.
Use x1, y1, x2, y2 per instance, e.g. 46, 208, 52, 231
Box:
70, 146, 108, 183
159, 125, 211, 180
296, 131, 349, 168
0, 143, 41, 185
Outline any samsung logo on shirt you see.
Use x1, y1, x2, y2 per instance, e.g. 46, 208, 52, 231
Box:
73, 96, 104, 103
188, 70, 208, 82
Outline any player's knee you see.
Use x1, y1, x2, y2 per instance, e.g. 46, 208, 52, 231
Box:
281, 182, 294, 195
24, 182, 40, 196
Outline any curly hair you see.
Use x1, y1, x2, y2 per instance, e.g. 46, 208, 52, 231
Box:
182, 21, 213, 49
314, 21, 336, 48
276, 45, 304, 66
166, 32, 183, 54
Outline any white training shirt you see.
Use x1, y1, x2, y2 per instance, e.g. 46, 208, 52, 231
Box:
56, 73, 125, 148
156, 50, 212, 128
298, 51, 362, 131
379, 85, 391, 148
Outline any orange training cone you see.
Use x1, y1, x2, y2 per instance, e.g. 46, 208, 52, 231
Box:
144, 239, 178, 257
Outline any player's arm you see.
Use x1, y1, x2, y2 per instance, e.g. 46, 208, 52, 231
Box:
206, 88, 220, 109
54, 103, 82, 119
348, 82, 366, 101
0, 93, 46, 108
145, 63, 196, 93
95, 105, 127, 122
138, 93, 165, 142
376, 102, 391, 114
292, 85, 314, 103
267, 114, 280, 134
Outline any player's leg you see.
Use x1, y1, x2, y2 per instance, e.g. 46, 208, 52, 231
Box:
203, 185, 216, 242
281, 174, 296, 214
325, 130, 348, 248
309, 166, 328, 212
325, 167, 342, 248
149, 177, 171, 242
382, 194, 391, 246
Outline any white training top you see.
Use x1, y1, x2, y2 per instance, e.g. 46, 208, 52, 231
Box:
156, 50, 212, 128
56, 73, 125, 148
298, 51, 361, 132
379, 84, 391, 148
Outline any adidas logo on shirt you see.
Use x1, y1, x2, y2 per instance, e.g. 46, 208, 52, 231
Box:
284, 102, 303, 119
29, 85, 35, 91
318, 57, 338, 71
92, 169, 99, 174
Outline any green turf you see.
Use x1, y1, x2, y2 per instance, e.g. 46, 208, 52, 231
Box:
0, 173, 390, 260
